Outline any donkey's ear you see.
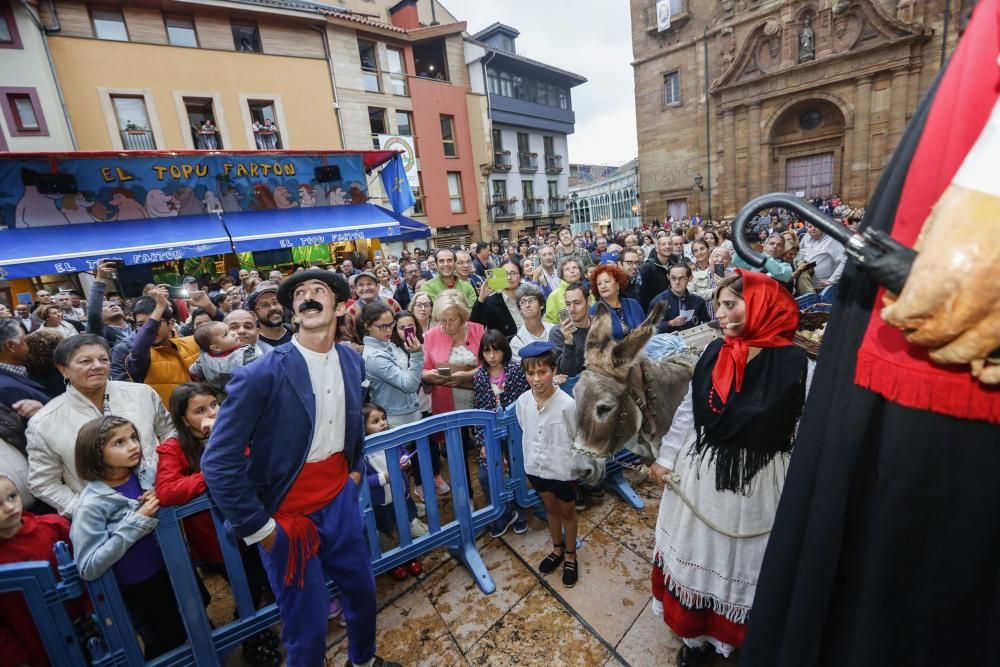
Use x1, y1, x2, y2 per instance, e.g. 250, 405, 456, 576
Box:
610, 300, 666, 366
585, 301, 614, 367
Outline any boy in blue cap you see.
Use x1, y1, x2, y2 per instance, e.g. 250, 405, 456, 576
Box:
515, 341, 582, 587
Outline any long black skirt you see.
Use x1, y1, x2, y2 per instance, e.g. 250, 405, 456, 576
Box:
740, 69, 1000, 667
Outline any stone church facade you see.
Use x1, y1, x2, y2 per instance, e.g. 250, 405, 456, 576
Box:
631, 0, 962, 222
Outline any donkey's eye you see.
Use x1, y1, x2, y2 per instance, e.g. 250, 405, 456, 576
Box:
596, 403, 614, 419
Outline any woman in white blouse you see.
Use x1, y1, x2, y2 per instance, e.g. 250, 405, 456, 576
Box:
37, 305, 78, 338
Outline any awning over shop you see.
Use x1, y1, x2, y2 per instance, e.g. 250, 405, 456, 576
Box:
0, 203, 430, 280
223, 203, 430, 253
0, 215, 233, 280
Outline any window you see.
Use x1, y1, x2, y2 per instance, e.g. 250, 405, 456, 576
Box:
412, 172, 425, 215
368, 107, 386, 149
386, 47, 407, 96
111, 95, 155, 149
487, 68, 499, 95
440, 115, 456, 157
395, 110, 412, 137
492, 180, 507, 198
232, 21, 261, 53
447, 172, 464, 213
522, 180, 534, 201
0, 1, 22, 49
185, 97, 220, 149
517, 132, 530, 154
548, 181, 558, 199
663, 71, 681, 106
165, 16, 198, 47
91, 8, 128, 41
499, 72, 512, 97
559, 88, 569, 110
248, 100, 281, 148
413, 39, 449, 82
358, 40, 381, 93
1, 89, 47, 136
492, 128, 503, 151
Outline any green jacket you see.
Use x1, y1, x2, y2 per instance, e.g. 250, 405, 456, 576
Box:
420, 275, 478, 307
543, 280, 594, 324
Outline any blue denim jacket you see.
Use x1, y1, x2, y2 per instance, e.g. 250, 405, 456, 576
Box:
362, 336, 423, 417
69, 465, 158, 581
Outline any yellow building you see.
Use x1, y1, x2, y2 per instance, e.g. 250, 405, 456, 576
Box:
38, 0, 342, 152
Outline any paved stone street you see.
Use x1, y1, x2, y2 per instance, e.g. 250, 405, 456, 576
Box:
314, 480, 734, 667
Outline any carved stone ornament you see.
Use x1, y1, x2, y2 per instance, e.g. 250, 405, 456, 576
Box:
720, 28, 737, 64
896, 0, 914, 22
832, 0, 851, 14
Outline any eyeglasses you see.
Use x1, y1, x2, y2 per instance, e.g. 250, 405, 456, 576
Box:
518, 298, 538, 306
371, 323, 394, 332
413, 302, 431, 309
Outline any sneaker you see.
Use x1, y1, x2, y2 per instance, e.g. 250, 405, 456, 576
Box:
409, 517, 428, 537
327, 597, 343, 620
489, 509, 518, 538
413, 485, 425, 503
512, 511, 528, 534
414, 500, 426, 518
434, 475, 450, 495
574, 487, 586, 512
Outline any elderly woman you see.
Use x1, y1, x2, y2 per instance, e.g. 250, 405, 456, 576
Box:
471, 260, 523, 339
422, 290, 485, 415
37, 304, 78, 339
510, 283, 554, 361
25, 334, 174, 516
543, 257, 585, 324
647, 271, 808, 664
588, 263, 645, 340
361, 302, 424, 429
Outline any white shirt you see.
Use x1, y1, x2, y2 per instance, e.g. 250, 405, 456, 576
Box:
246, 338, 348, 545
515, 388, 579, 481
292, 337, 346, 462
510, 322, 555, 361
798, 232, 847, 284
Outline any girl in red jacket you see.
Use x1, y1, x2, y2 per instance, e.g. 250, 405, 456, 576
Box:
156, 383, 280, 666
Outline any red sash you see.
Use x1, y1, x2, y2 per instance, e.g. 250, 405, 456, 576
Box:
273, 453, 349, 587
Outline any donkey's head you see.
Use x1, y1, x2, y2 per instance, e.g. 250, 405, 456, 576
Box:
573, 301, 667, 459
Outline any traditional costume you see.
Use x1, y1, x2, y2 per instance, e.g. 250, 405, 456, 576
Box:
202, 270, 382, 667
742, 0, 1000, 663
651, 270, 808, 660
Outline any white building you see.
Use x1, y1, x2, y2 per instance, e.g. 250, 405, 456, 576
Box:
0, 1, 74, 151
465, 23, 586, 242
568, 159, 641, 235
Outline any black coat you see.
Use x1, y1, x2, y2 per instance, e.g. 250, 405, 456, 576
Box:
470, 293, 518, 338
393, 282, 416, 310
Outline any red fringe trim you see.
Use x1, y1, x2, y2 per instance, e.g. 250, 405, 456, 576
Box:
650, 565, 746, 648
854, 349, 1000, 424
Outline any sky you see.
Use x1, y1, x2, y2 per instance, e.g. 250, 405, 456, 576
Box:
440, 0, 638, 167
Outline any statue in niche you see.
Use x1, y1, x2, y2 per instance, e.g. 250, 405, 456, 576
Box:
833, 0, 851, 14
799, 15, 815, 62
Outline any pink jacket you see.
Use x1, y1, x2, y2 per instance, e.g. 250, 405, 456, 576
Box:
422, 321, 485, 414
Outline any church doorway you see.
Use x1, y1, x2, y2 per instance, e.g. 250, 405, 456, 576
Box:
786, 152, 834, 198
768, 99, 846, 199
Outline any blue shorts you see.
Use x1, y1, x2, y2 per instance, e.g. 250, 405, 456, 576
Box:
527, 474, 577, 503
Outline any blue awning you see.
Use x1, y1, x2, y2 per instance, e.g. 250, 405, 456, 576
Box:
223, 203, 430, 252
0, 203, 430, 280
0, 215, 233, 280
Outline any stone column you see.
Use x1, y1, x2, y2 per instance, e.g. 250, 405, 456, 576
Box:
851, 75, 873, 204
888, 68, 909, 159
723, 108, 737, 216
747, 102, 762, 199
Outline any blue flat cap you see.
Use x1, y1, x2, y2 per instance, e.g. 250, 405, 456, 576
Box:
519, 341, 556, 358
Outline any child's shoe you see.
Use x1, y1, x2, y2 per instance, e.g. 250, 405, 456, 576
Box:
539, 543, 565, 574
327, 597, 343, 620
562, 551, 578, 587
390, 565, 409, 581
407, 559, 423, 576
414, 500, 426, 518
512, 510, 528, 534
409, 517, 429, 537
489, 509, 518, 538
434, 474, 450, 495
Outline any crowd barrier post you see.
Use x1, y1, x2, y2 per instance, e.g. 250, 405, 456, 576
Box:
0, 543, 89, 666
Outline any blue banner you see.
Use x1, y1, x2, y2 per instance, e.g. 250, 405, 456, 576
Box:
0, 153, 368, 229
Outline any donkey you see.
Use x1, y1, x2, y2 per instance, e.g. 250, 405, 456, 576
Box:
572, 301, 696, 484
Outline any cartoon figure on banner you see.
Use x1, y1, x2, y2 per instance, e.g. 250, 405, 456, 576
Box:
174, 185, 205, 216
110, 188, 150, 220
349, 182, 368, 204
327, 185, 348, 205
14, 168, 67, 227
146, 188, 177, 217
298, 184, 317, 207
251, 183, 277, 209
88, 201, 115, 222
203, 190, 223, 214
59, 193, 97, 224
216, 178, 243, 212
274, 184, 296, 209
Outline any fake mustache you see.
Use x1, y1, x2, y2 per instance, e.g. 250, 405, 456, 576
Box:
298, 300, 324, 314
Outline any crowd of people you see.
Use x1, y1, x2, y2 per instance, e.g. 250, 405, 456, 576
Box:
0, 207, 847, 666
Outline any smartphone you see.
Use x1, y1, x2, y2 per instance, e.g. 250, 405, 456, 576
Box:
558, 307, 570, 321
166, 285, 190, 300
803, 261, 817, 271
486, 267, 507, 291
403, 324, 416, 341
436, 366, 452, 377
713, 263, 726, 278
99, 257, 125, 268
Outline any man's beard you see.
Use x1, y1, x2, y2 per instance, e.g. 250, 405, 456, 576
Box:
260, 310, 284, 327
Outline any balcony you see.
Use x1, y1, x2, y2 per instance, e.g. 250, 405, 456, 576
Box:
195, 129, 220, 150
523, 199, 545, 218
518, 152, 538, 172
545, 154, 563, 173
253, 128, 282, 150
490, 198, 517, 221
549, 197, 567, 214
493, 150, 512, 171
642, 0, 690, 33
120, 128, 156, 150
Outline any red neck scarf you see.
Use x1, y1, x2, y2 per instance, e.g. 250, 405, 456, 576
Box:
711, 269, 799, 404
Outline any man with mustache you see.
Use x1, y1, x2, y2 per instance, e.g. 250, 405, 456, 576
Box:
248, 284, 292, 348
203, 269, 398, 667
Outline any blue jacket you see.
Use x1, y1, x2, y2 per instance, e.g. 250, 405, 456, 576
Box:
589, 298, 645, 340
201, 342, 366, 540
0, 367, 51, 409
